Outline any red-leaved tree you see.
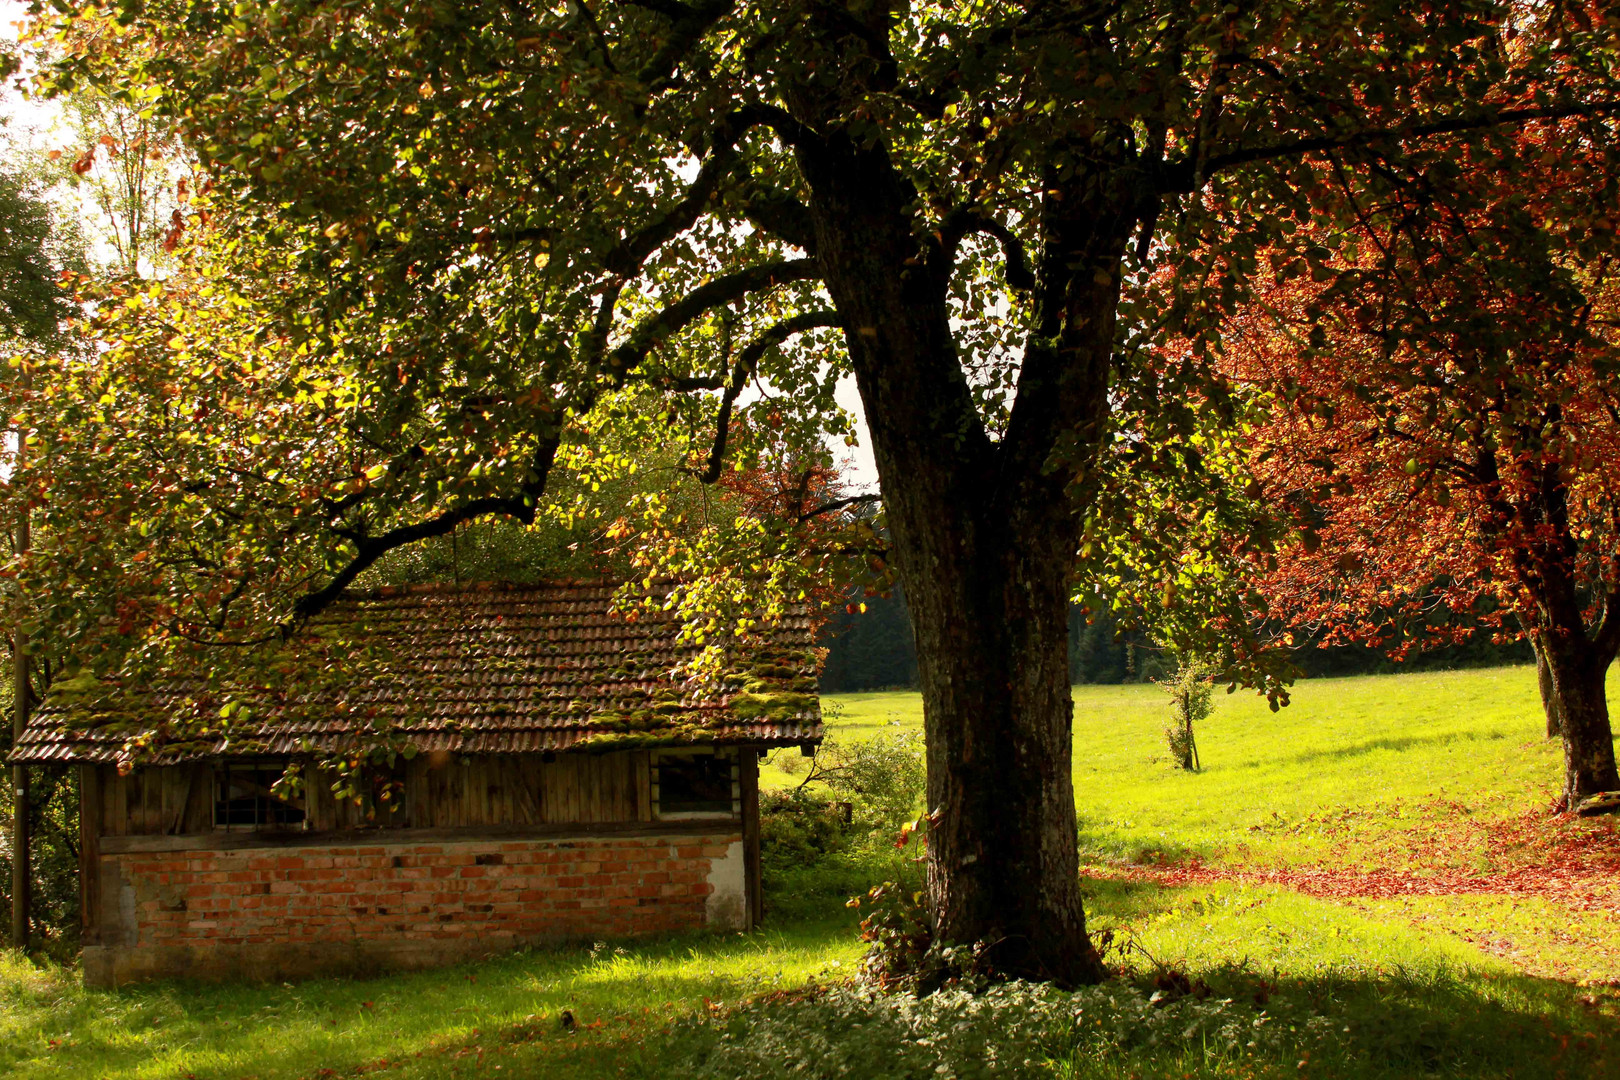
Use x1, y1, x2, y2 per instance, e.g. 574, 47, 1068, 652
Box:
1228, 121, 1620, 807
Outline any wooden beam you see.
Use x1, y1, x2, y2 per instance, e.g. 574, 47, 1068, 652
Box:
78, 765, 101, 946
740, 748, 762, 929
97, 817, 742, 854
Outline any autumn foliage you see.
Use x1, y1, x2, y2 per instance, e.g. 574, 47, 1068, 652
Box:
1225, 119, 1620, 804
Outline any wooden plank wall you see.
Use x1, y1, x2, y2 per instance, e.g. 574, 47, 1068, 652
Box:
93, 763, 213, 837
89, 750, 680, 836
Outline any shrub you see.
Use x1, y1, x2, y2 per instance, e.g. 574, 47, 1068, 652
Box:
0, 765, 80, 958
759, 785, 851, 877
814, 731, 927, 834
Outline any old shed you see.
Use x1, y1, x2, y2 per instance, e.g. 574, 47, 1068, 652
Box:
7, 581, 823, 986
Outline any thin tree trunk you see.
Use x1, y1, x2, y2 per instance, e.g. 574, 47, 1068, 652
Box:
10, 515, 29, 951
1531, 631, 1565, 739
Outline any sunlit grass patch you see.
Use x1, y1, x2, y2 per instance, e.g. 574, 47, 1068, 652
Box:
778, 666, 1615, 874
0, 919, 865, 1080
1345, 893, 1620, 986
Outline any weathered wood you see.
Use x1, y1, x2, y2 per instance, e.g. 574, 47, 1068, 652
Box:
79, 765, 102, 946
142, 768, 162, 834
98, 817, 741, 854
161, 766, 192, 835
740, 749, 761, 928
89, 750, 728, 840
634, 751, 652, 822
184, 764, 213, 833
513, 758, 540, 824
103, 770, 125, 838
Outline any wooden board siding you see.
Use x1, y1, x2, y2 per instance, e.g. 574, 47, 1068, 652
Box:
78, 764, 101, 946
85, 749, 691, 837
94, 763, 213, 837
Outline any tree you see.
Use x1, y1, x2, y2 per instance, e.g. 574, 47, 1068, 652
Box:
29, 1, 1620, 982
54, 89, 187, 279
0, 132, 76, 347
1160, 656, 1212, 772
0, 81, 86, 951
1228, 121, 1620, 808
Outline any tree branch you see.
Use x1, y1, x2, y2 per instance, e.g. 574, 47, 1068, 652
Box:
939, 207, 1034, 290
636, 0, 734, 92
291, 437, 562, 621
606, 257, 822, 375
741, 187, 818, 253
691, 310, 839, 483
604, 105, 788, 276
1165, 102, 1620, 192
797, 493, 881, 521
292, 495, 534, 621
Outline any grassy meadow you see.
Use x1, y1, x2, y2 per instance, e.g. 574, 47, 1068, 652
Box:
792, 666, 1598, 868
4, 664, 1618, 1079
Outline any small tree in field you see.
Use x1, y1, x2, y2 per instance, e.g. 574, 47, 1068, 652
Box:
1160, 658, 1213, 773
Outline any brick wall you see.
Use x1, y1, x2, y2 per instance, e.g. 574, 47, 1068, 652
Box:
84, 830, 744, 986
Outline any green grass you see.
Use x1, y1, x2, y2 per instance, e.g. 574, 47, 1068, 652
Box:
5, 665, 1618, 1079
774, 665, 1617, 870
1, 915, 865, 1079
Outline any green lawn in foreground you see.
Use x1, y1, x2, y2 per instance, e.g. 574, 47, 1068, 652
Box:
1, 916, 864, 1079
5, 665, 1617, 1079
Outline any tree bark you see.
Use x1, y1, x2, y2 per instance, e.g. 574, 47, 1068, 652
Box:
1530, 631, 1566, 739
1540, 632, 1618, 808
792, 127, 1113, 985
10, 520, 29, 952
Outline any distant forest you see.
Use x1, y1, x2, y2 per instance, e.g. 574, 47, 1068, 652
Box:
817, 587, 1533, 693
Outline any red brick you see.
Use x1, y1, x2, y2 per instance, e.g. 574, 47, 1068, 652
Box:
106, 831, 734, 967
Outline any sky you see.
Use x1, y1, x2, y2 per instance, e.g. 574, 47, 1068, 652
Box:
0, 2, 881, 494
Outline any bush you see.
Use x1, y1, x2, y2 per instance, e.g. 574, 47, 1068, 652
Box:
0, 765, 80, 959
758, 734, 928, 920
814, 731, 927, 835
759, 785, 852, 876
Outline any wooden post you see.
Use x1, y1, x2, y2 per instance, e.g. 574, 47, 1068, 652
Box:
9, 503, 29, 951
740, 748, 761, 929
78, 765, 100, 946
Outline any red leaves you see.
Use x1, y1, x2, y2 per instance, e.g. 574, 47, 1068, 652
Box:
162, 209, 186, 253
71, 148, 95, 176
1096, 803, 1620, 912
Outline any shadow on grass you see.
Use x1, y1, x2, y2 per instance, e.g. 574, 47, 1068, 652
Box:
1076, 819, 1217, 867
1048, 965, 1616, 1079
1276, 729, 1513, 769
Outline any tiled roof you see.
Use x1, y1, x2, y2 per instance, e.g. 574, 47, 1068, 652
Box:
9, 581, 823, 765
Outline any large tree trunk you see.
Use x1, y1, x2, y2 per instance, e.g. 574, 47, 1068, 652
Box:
793, 127, 1117, 985
1540, 632, 1618, 808
908, 527, 1097, 982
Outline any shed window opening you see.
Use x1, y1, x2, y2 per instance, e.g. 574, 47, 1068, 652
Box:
655, 754, 737, 816
215, 763, 306, 828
